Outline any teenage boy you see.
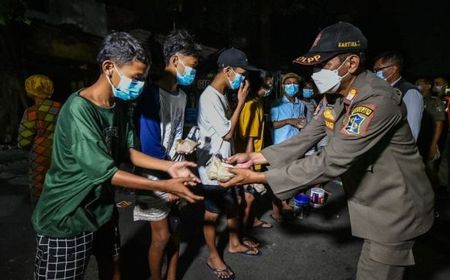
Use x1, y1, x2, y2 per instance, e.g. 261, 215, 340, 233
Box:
197, 48, 261, 280
133, 29, 201, 280
32, 32, 202, 280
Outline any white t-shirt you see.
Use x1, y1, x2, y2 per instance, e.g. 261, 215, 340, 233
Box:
159, 87, 187, 159
196, 85, 233, 185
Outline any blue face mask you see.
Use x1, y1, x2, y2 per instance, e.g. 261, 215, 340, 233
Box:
108, 65, 145, 101
284, 84, 299, 96
302, 88, 314, 98
176, 58, 196, 86
228, 68, 245, 90
375, 70, 386, 80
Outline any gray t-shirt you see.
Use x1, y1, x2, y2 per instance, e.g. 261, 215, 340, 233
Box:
159, 87, 187, 159
196, 85, 233, 185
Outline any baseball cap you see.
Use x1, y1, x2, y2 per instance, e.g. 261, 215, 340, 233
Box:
294, 22, 367, 66
217, 48, 259, 71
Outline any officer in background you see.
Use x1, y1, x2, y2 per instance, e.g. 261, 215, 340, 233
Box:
415, 78, 445, 189
373, 52, 423, 141
221, 22, 434, 280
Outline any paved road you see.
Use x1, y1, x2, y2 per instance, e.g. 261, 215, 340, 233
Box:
1, 148, 449, 280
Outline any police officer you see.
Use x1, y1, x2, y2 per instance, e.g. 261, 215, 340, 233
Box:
221, 22, 434, 280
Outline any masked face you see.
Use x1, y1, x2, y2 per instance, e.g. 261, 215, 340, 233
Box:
107, 64, 145, 101
176, 57, 197, 86
283, 83, 300, 96
373, 63, 394, 81
263, 84, 273, 97
227, 68, 246, 90
302, 88, 314, 98
311, 56, 350, 94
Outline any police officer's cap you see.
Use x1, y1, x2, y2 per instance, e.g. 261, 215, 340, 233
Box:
294, 22, 367, 66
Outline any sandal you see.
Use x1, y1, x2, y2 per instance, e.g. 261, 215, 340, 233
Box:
229, 246, 262, 257
206, 263, 235, 280
242, 237, 260, 248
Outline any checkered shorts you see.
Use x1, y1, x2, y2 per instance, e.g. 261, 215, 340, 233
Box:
34, 223, 120, 279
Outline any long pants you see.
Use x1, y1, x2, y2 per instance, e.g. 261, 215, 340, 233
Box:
356, 239, 415, 280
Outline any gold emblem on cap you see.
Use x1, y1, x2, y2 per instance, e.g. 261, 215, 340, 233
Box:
338, 40, 361, 48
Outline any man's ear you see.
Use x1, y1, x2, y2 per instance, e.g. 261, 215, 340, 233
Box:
170, 55, 178, 67
348, 55, 360, 74
102, 60, 114, 77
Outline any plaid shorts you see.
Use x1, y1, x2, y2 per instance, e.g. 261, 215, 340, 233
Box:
34, 222, 120, 280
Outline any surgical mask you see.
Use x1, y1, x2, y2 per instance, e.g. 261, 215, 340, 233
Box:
433, 85, 443, 94
376, 70, 385, 80
176, 58, 196, 86
264, 85, 273, 97
311, 58, 350, 94
284, 84, 299, 96
228, 68, 245, 90
107, 65, 145, 101
302, 88, 314, 98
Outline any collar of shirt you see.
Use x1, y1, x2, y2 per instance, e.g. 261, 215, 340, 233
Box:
391, 76, 402, 87
282, 95, 299, 104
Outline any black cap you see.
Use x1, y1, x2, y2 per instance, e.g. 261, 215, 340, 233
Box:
294, 22, 367, 66
217, 48, 259, 71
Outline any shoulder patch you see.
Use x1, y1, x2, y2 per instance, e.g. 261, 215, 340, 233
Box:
341, 104, 376, 136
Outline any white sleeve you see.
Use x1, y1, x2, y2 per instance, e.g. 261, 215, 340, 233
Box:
403, 89, 423, 141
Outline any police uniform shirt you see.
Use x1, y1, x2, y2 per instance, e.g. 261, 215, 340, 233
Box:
261, 70, 434, 244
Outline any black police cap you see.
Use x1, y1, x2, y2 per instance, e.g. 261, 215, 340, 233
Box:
294, 22, 368, 66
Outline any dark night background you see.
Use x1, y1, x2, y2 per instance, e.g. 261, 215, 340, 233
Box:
0, 0, 449, 141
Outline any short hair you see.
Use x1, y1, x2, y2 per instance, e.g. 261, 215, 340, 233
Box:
248, 70, 273, 95
96, 32, 149, 67
415, 78, 431, 86
374, 51, 404, 71
163, 29, 202, 65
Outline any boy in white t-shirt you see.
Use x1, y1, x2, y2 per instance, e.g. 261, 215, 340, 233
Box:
197, 48, 261, 280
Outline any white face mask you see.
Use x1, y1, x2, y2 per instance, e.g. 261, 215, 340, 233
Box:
312, 57, 350, 94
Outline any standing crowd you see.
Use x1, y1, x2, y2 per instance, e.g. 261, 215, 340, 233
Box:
20, 21, 450, 280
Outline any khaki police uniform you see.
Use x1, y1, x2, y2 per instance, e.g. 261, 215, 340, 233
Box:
261, 71, 435, 280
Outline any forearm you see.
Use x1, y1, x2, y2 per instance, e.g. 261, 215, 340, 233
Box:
272, 119, 291, 129
224, 102, 245, 140
431, 121, 444, 147
249, 152, 268, 165
129, 148, 171, 172
111, 170, 167, 192
245, 137, 255, 153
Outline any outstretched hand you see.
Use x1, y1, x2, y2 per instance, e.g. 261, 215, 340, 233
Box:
164, 177, 203, 203
226, 153, 253, 168
167, 161, 201, 185
219, 168, 266, 188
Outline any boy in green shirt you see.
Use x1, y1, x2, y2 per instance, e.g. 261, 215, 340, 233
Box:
32, 32, 202, 280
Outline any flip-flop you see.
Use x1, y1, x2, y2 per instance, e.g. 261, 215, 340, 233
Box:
253, 220, 273, 229
206, 263, 235, 280
270, 214, 282, 224
242, 237, 260, 248
229, 246, 262, 257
